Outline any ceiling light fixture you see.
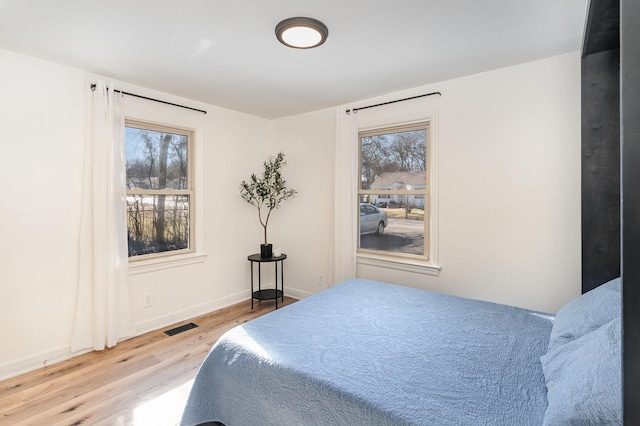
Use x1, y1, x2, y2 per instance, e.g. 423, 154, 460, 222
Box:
275, 17, 328, 49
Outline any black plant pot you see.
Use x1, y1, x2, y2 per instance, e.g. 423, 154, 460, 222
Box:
260, 243, 273, 258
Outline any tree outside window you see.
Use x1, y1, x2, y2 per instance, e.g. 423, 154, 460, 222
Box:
125, 121, 193, 258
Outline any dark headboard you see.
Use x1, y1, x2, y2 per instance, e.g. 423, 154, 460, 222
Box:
581, 0, 620, 294
620, 0, 640, 421
583, 0, 640, 422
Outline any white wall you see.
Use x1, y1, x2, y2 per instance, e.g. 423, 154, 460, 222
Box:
0, 48, 271, 379
0, 48, 581, 380
123, 91, 273, 335
0, 49, 87, 376
269, 108, 336, 298
272, 52, 581, 314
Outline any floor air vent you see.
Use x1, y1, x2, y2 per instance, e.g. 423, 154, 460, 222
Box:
164, 322, 198, 336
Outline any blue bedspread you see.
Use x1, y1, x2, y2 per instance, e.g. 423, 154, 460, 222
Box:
181, 279, 554, 426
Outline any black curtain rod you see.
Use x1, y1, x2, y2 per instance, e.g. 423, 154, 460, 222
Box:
346, 91, 441, 114
90, 84, 207, 114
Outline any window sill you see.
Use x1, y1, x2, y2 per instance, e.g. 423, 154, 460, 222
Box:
129, 252, 207, 275
357, 253, 440, 276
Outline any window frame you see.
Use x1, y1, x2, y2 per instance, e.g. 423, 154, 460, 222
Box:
356, 112, 440, 276
357, 121, 431, 262
124, 118, 201, 268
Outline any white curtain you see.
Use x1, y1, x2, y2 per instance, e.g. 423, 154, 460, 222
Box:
331, 107, 359, 285
71, 81, 134, 353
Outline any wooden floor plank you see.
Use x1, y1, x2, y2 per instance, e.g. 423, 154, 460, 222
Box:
0, 297, 296, 426
2, 351, 162, 424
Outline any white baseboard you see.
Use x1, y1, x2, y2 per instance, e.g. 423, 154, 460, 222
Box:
0, 345, 90, 382
0, 287, 312, 381
285, 287, 314, 300
135, 286, 315, 337
135, 289, 248, 336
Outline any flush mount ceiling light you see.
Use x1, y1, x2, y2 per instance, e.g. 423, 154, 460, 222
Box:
275, 17, 328, 49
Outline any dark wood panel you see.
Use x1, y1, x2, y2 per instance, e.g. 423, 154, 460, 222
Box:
582, 0, 620, 56
581, 48, 621, 293
621, 0, 640, 421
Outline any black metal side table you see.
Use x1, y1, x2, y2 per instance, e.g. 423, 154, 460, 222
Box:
248, 253, 287, 309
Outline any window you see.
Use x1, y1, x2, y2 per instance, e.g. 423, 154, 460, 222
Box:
358, 122, 430, 260
125, 120, 194, 259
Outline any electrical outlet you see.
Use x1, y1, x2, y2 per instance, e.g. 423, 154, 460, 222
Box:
144, 293, 153, 308
317, 273, 324, 286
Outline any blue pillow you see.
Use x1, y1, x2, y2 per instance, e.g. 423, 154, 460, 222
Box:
547, 277, 621, 352
540, 317, 621, 425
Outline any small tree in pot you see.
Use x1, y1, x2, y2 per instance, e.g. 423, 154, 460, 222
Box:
240, 152, 297, 257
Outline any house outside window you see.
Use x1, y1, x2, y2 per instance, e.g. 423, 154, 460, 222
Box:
125, 120, 194, 259
358, 122, 430, 260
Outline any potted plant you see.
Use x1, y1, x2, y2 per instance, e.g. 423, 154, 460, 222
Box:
240, 152, 297, 257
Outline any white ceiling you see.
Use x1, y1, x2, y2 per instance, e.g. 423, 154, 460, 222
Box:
0, 0, 588, 119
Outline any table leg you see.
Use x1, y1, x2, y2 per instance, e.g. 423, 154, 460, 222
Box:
275, 261, 278, 309
250, 261, 254, 309
280, 259, 284, 303
258, 262, 261, 306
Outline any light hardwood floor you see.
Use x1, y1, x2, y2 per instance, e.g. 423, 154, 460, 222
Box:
0, 297, 296, 426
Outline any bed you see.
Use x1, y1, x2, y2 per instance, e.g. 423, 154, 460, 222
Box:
181, 278, 621, 426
